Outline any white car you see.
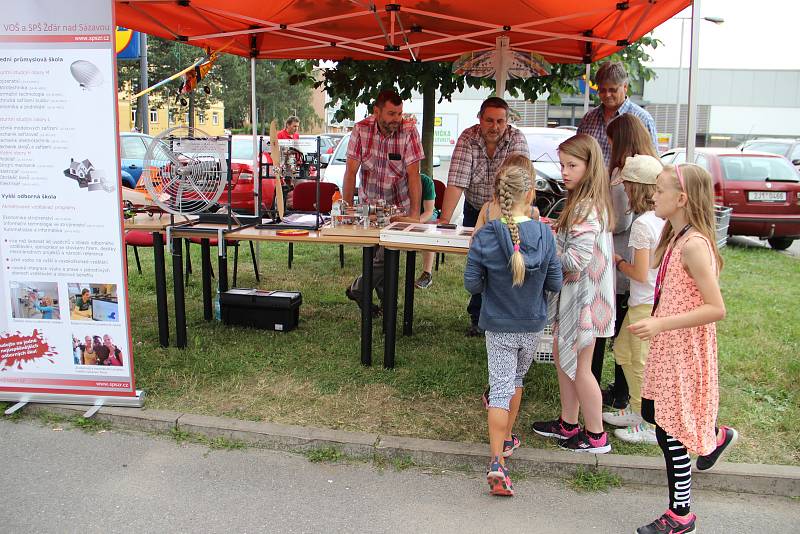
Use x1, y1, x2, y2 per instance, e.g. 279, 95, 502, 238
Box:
322, 133, 439, 192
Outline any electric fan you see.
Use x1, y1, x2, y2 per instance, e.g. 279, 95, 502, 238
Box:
141, 126, 228, 215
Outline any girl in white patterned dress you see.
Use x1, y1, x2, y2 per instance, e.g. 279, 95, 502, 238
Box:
531, 134, 616, 453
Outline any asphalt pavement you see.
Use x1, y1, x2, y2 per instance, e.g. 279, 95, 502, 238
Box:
3, 419, 797, 534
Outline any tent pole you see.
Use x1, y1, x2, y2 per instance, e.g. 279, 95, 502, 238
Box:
495, 36, 508, 98
686, 1, 701, 162
674, 19, 686, 149
251, 56, 258, 217
583, 63, 591, 114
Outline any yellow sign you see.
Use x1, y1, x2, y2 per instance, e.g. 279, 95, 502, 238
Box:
434, 117, 442, 127
116, 27, 134, 54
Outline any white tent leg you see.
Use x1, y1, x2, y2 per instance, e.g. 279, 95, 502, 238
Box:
495, 36, 509, 98
583, 63, 591, 114
686, 1, 701, 161
251, 56, 259, 217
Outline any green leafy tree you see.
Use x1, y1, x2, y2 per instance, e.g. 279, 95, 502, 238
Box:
283, 35, 659, 176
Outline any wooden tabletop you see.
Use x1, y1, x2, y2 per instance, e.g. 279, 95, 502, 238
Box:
167, 222, 381, 246
123, 213, 194, 232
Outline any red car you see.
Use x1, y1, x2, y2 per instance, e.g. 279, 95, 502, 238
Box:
230, 135, 276, 213
660, 148, 800, 250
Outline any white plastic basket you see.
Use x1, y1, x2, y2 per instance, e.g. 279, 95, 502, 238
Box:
533, 324, 554, 364
714, 205, 732, 249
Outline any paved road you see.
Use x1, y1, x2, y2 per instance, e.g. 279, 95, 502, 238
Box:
2, 419, 796, 534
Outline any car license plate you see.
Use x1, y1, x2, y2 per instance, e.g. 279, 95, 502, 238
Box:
748, 191, 786, 202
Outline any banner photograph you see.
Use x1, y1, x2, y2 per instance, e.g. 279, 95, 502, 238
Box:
0, 0, 137, 400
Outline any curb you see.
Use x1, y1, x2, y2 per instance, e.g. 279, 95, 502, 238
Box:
18, 403, 800, 498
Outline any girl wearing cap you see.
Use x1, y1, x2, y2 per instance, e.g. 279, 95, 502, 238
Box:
604, 154, 665, 444
596, 114, 661, 412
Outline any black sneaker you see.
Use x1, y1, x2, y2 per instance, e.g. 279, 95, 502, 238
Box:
695, 426, 738, 471
414, 271, 433, 289
636, 510, 696, 533
559, 429, 611, 454
531, 418, 580, 440
465, 323, 485, 337
601, 385, 629, 409
344, 287, 382, 318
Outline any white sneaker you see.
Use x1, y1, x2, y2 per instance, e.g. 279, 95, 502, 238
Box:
614, 422, 658, 444
602, 406, 643, 427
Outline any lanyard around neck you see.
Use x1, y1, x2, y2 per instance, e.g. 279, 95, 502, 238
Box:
652, 224, 691, 314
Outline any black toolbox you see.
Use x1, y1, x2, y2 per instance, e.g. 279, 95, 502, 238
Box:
220, 288, 302, 332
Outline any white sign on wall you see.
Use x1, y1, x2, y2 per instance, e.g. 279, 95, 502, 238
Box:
0, 0, 142, 406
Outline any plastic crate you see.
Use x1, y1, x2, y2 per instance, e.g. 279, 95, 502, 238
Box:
533, 324, 554, 364
714, 205, 732, 249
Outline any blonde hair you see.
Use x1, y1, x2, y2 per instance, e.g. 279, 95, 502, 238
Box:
626, 182, 656, 214
556, 134, 613, 231
655, 164, 723, 270
495, 154, 535, 287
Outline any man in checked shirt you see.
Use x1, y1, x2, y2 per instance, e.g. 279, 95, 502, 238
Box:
439, 97, 529, 336
343, 89, 424, 316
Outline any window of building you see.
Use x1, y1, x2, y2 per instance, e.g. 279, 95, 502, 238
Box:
212, 112, 219, 125
198, 113, 205, 125
149, 109, 158, 123
130, 110, 137, 124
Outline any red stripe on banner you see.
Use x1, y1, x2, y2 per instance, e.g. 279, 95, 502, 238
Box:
0, 377, 131, 388
0, 34, 111, 43
0, 385, 137, 397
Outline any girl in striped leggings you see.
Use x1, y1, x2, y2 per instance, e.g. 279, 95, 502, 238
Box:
629, 164, 738, 534
464, 158, 562, 496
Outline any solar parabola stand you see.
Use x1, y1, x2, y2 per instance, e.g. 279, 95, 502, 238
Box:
141, 126, 228, 215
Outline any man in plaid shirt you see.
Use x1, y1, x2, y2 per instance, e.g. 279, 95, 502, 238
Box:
577, 61, 658, 166
439, 97, 529, 335
343, 89, 424, 315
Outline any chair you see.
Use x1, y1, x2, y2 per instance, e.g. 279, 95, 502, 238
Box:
125, 230, 154, 275
287, 181, 344, 269
432, 178, 447, 270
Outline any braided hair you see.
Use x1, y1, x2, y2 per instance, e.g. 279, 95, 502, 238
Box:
494, 155, 535, 287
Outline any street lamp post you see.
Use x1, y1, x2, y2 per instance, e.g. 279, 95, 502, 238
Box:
673, 14, 724, 151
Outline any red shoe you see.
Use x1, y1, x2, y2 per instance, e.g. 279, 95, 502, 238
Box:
486, 457, 514, 496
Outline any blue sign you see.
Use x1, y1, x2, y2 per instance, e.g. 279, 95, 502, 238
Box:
116, 27, 140, 60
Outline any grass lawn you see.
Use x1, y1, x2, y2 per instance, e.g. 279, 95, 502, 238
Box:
122, 239, 799, 466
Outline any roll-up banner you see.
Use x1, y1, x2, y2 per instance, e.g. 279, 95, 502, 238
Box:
0, 0, 143, 409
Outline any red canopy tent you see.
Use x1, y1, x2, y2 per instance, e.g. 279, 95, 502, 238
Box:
115, 0, 690, 64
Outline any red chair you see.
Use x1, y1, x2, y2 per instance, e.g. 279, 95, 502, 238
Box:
287, 181, 344, 269
432, 178, 447, 270
125, 230, 154, 275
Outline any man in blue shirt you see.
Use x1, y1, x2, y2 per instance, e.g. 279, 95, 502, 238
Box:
577, 61, 658, 166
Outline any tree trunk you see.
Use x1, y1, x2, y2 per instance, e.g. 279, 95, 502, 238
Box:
421, 82, 435, 178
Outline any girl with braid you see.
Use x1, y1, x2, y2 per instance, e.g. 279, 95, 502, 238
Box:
473, 155, 540, 233
465, 158, 562, 496
531, 134, 615, 453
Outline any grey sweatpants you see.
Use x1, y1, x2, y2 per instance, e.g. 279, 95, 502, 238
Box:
486, 330, 543, 410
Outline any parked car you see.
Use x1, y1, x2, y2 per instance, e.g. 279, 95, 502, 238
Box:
661, 148, 800, 250
119, 132, 154, 188
519, 127, 574, 218
229, 134, 276, 213
740, 138, 800, 170
322, 133, 440, 193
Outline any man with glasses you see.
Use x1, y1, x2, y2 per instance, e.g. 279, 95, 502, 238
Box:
578, 61, 658, 166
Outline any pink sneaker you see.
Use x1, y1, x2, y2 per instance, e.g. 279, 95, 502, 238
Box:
559, 429, 611, 454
